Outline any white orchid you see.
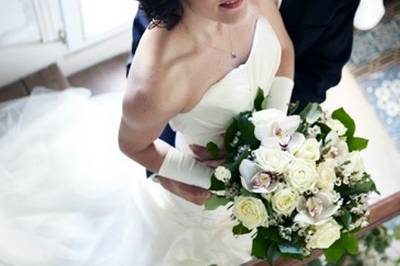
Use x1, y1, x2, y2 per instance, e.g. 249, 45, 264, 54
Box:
239, 159, 280, 194
323, 131, 349, 164
250, 109, 301, 150
294, 192, 341, 225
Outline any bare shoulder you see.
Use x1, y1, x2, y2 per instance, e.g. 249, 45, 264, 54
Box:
124, 25, 194, 123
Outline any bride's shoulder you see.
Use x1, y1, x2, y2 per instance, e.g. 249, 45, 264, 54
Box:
126, 26, 193, 114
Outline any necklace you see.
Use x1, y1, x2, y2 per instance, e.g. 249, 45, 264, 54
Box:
181, 24, 237, 59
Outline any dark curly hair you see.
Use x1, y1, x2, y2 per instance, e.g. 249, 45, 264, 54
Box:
138, 0, 184, 30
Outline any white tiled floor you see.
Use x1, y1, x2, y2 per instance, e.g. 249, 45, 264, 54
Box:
323, 67, 400, 203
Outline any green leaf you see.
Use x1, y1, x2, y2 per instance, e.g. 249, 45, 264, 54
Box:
338, 209, 352, 230
287, 101, 300, 115
348, 137, 369, 152
206, 142, 220, 160
224, 118, 239, 152
331, 108, 356, 139
343, 233, 359, 256
259, 226, 281, 242
209, 174, 225, 191
338, 176, 380, 197
254, 87, 265, 111
237, 112, 260, 149
324, 240, 345, 263
204, 195, 230, 210
251, 233, 269, 258
324, 233, 359, 263
232, 223, 251, 235
224, 148, 251, 174
300, 103, 323, 124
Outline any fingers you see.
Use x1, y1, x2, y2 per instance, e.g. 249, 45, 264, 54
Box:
190, 144, 227, 161
190, 144, 212, 161
199, 159, 225, 168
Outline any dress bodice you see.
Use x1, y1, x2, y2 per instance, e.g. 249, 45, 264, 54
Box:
169, 17, 282, 154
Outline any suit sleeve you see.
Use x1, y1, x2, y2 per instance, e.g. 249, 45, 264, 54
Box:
291, 0, 360, 108
126, 9, 149, 77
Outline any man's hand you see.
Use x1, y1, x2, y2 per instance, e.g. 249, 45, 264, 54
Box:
158, 176, 212, 205
190, 144, 226, 168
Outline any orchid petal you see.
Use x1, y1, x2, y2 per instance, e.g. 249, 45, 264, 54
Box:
287, 132, 305, 154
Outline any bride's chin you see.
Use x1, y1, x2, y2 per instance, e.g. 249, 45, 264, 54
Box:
217, 0, 249, 24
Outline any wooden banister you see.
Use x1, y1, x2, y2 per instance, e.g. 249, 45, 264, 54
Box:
242, 191, 400, 266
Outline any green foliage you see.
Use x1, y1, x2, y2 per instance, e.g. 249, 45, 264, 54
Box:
331, 108, 355, 139
348, 137, 369, 151
206, 142, 220, 160
224, 118, 239, 152
331, 108, 369, 152
237, 111, 260, 149
204, 195, 230, 210
209, 174, 225, 191
232, 223, 251, 235
224, 148, 251, 175
300, 103, 323, 124
251, 233, 269, 258
258, 226, 281, 242
337, 209, 352, 230
324, 233, 359, 263
338, 175, 380, 197
288, 101, 300, 115
254, 87, 265, 111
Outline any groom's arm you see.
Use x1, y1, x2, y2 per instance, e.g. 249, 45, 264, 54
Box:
290, 0, 360, 109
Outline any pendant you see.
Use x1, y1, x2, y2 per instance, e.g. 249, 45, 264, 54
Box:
231, 52, 237, 59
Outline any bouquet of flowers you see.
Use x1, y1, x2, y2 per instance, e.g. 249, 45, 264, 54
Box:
204, 88, 380, 264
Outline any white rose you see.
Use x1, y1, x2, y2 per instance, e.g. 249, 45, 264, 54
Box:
307, 218, 342, 249
214, 166, 231, 182
233, 196, 269, 229
316, 160, 337, 191
295, 138, 321, 161
341, 152, 365, 182
253, 147, 294, 173
326, 119, 347, 136
287, 159, 318, 193
272, 187, 299, 216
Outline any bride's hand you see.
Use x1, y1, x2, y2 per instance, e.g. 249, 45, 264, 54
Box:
190, 144, 226, 168
157, 176, 212, 205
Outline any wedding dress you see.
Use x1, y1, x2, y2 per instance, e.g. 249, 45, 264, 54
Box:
0, 17, 281, 266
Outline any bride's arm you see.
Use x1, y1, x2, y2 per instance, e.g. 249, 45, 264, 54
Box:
255, 0, 295, 113
118, 57, 213, 190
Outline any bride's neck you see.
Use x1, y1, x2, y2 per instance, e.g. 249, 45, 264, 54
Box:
180, 14, 223, 42
179, 5, 251, 43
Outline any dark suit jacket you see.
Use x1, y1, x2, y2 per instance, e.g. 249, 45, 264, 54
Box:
126, 0, 360, 176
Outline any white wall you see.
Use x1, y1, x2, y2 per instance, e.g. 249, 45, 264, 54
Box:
0, 28, 131, 87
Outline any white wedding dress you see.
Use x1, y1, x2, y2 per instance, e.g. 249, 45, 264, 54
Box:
0, 17, 281, 266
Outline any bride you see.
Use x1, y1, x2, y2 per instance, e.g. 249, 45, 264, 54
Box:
0, 0, 294, 265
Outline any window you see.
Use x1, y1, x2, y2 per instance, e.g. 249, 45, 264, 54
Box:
0, 0, 41, 46
60, 0, 138, 52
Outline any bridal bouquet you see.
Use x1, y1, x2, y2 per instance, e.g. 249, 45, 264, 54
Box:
204, 88, 379, 264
